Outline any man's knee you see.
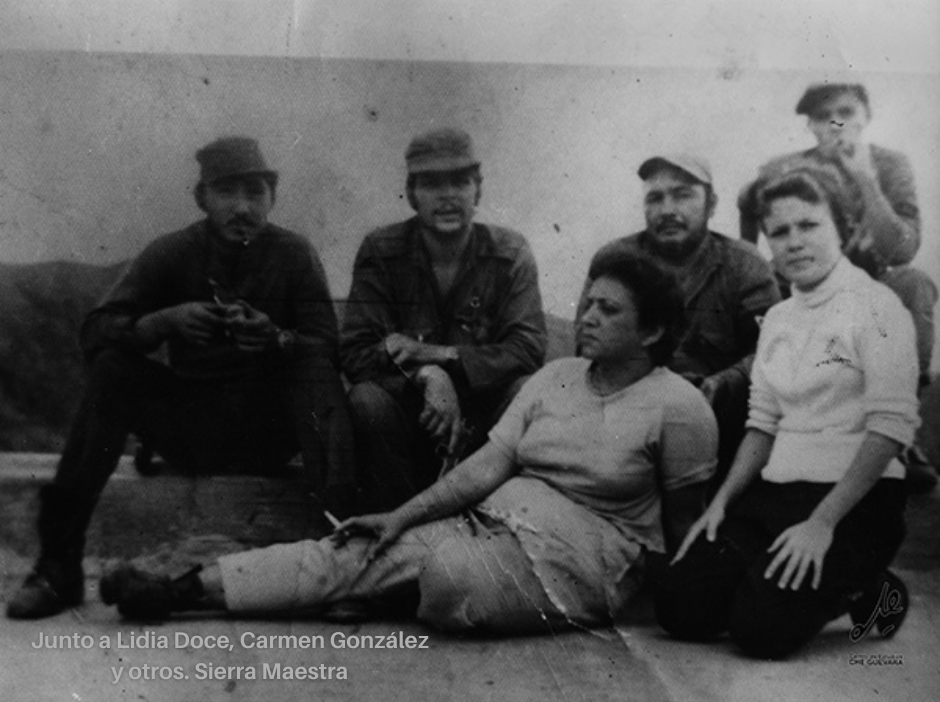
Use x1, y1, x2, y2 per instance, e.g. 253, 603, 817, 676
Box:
348, 381, 399, 424
84, 348, 157, 407
88, 347, 139, 381
286, 353, 347, 402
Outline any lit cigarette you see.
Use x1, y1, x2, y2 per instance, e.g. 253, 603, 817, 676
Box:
324, 510, 341, 529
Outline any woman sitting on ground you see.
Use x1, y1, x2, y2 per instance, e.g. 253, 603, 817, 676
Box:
101, 253, 717, 634
654, 165, 920, 659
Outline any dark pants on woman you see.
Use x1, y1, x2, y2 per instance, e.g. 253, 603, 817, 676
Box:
653, 479, 906, 659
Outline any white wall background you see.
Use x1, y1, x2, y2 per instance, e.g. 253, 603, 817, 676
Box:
0, 0, 937, 359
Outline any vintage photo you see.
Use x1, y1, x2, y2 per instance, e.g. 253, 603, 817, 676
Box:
0, 1, 938, 700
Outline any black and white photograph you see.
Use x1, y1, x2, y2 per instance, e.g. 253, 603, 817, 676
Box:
0, 1, 938, 700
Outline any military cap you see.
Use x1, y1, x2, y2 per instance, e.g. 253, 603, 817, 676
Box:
795, 83, 870, 117
405, 128, 480, 175
638, 153, 713, 186
196, 137, 278, 184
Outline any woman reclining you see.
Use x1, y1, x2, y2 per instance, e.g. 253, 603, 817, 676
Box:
101, 253, 717, 634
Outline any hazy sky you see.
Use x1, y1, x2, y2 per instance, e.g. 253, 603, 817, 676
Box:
0, 1, 937, 359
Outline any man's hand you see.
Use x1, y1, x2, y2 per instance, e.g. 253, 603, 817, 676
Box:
764, 518, 834, 591
416, 365, 462, 452
699, 372, 722, 404
826, 141, 877, 180
227, 301, 277, 354
160, 302, 225, 346
385, 333, 454, 369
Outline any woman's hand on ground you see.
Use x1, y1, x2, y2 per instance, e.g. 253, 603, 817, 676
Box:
330, 512, 409, 560
764, 518, 834, 590
671, 499, 726, 565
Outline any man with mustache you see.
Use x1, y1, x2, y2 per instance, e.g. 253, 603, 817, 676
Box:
738, 83, 938, 490
341, 128, 547, 512
7, 137, 354, 620
583, 154, 780, 479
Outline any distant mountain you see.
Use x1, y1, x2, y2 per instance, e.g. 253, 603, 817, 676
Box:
0, 261, 575, 451
0, 260, 125, 450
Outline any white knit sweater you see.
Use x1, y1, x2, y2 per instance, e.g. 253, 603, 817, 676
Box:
748, 257, 920, 483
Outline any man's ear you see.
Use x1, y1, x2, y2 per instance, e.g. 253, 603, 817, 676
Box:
641, 324, 665, 348
706, 190, 719, 219
193, 182, 207, 212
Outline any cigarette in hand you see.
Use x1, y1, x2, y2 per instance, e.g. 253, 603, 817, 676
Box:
324, 510, 342, 530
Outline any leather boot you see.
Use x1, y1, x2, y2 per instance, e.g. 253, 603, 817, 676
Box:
100, 564, 204, 621
6, 485, 89, 619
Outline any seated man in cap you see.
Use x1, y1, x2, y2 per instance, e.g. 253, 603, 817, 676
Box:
341, 127, 547, 511
583, 154, 780, 480
738, 82, 938, 489
7, 137, 354, 620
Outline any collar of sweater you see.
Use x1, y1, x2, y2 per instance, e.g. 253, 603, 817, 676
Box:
791, 256, 862, 309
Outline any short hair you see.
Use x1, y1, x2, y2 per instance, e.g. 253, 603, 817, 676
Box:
405, 165, 482, 210
754, 166, 851, 244
796, 83, 871, 118
585, 252, 686, 367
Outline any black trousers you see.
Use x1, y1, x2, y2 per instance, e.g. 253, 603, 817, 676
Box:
707, 366, 751, 485
347, 376, 527, 512
652, 478, 906, 659
52, 347, 355, 521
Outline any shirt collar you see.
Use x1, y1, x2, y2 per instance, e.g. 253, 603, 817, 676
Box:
790, 255, 857, 308
405, 218, 505, 264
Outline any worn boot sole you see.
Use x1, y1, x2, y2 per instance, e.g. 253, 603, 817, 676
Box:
6, 572, 85, 619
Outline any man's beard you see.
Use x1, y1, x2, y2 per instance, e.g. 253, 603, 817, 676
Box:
646, 224, 708, 262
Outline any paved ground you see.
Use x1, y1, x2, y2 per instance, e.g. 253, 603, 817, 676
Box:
1, 452, 939, 702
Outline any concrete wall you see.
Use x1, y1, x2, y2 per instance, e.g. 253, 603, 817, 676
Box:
0, 1, 937, 363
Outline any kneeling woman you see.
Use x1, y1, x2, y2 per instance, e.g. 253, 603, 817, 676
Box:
102, 254, 717, 634
655, 166, 920, 659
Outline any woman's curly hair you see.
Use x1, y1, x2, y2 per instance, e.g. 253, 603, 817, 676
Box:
585, 251, 686, 367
